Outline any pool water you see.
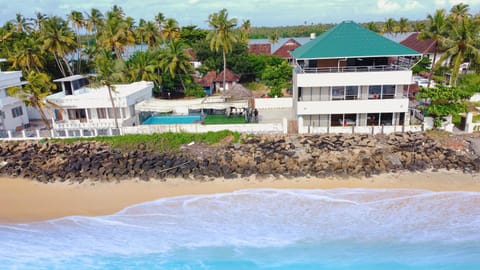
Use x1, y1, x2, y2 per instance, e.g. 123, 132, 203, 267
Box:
143, 115, 202, 125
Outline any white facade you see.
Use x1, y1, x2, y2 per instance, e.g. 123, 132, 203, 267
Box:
0, 71, 28, 130
46, 75, 153, 129
293, 63, 413, 129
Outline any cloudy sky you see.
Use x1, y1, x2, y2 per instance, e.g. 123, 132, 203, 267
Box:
1, 0, 479, 28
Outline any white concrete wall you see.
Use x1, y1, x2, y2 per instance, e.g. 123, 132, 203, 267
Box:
122, 123, 285, 134
254, 97, 292, 109
1, 102, 29, 130
299, 124, 424, 134
0, 71, 23, 88
297, 98, 409, 115
296, 70, 412, 87
470, 93, 480, 102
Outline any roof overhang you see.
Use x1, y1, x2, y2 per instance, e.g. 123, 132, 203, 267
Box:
294, 53, 422, 60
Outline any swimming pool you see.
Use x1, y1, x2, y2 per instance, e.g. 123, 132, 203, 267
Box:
143, 115, 202, 125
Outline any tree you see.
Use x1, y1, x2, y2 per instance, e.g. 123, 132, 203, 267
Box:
437, 12, 480, 86
417, 85, 470, 127
9, 36, 44, 72
159, 40, 193, 91
397, 17, 410, 33
93, 49, 125, 129
32, 12, 47, 31
206, 8, 238, 91
383, 18, 396, 34
68, 10, 85, 73
366, 22, 379, 32
10, 13, 33, 33
142, 21, 162, 48
161, 18, 180, 41
7, 71, 57, 129
268, 31, 279, 45
39, 16, 76, 77
239, 19, 251, 43
97, 8, 135, 59
86, 8, 104, 46
450, 3, 470, 22
419, 9, 447, 87
126, 50, 161, 86
261, 61, 292, 97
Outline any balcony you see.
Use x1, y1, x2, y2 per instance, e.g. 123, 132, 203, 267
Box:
294, 65, 413, 87
297, 98, 409, 115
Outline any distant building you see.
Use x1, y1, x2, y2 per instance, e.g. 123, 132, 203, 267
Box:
273, 38, 302, 61
46, 75, 153, 129
214, 69, 240, 92
400, 32, 445, 67
248, 43, 271, 55
195, 71, 217, 95
0, 69, 28, 131
291, 21, 421, 131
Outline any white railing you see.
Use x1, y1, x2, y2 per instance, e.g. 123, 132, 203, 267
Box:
296, 65, 408, 74
299, 125, 424, 135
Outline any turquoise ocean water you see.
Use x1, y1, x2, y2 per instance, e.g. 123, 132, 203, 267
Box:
1, 188, 480, 269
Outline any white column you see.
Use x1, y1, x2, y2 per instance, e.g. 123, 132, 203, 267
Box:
36, 129, 40, 138
7, 130, 12, 139
465, 112, 474, 133
283, 118, 288, 134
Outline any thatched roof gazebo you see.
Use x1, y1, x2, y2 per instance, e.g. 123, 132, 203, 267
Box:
222, 83, 253, 100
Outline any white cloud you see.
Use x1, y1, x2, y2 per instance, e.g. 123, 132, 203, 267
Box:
377, 0, 401, 11
405, 0, 422, 10
188, 0, 201, 4
435, 0, 447, 5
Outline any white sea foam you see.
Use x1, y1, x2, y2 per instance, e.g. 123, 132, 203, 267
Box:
1, 188, 480, 264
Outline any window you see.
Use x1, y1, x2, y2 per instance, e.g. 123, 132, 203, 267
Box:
331, 114, 357, 126
11, 106, 23, 118
331, 86, 345, 100
97, 108, 107, 119
383, 85, 396, 99
107, 108, 121, 119
298, 87, 302, 101
346, 86, 358, 100
368, 85, 382, 99
0, 110, 4, 119
367, 113, 380, 126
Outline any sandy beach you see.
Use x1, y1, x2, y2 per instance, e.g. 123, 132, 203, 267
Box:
1, 170, 479, 223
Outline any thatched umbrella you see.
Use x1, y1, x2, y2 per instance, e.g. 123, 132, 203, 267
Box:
222, 84, 253, 100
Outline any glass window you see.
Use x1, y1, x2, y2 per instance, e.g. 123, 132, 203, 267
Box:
383, 85, 396, 99
381, 113, 393, 125
11, 106, 23, 118
346, 86, 358, 100
344, 114, 357, 126
332, 86, 345, 100
331, 114, 344, 126
367, 113, 380, 126
97, 108, 107, 119
368, 85, 381, 99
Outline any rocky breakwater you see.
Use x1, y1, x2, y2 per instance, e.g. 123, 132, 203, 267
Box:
0, 132, 479, 183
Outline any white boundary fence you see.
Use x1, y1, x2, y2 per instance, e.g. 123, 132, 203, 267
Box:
254, 97, 292, 109
299, 125, 424, 135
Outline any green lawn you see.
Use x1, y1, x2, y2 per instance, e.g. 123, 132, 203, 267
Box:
203, 115, 248, 125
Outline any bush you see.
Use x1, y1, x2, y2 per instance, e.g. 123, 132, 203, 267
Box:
268, 86, 284, 98
184, 84, 206, 98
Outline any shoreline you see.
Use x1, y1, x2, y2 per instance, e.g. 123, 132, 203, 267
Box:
1, 170, 479, 224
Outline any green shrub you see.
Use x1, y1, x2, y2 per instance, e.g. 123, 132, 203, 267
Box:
185, 84, 206, 98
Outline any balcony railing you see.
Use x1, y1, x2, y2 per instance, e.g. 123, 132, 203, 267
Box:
295, 65, 408, 73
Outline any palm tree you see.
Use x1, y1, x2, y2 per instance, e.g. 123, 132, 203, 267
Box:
93, 49, 125, 128
206, 8, 237, 91
86, 8, 104, 46
39, 16, 76, 77
159, 40, 192, 91
366, 22, 379, 32
97, 8, 135, 59
126, 50, 160, 85
383, 18, 396, 34
419, 9, 448, 87
7, 71, 57, 129
155, 12, 165, 29
397, 17, 410, 34
32, 12, 47, 31
9, 36, 44, 72
436, 15, 480, 86
450, 3, 470, 22
239, 19, 251, 43
11, 13, 33, 33
413, 21, 425, 32
68, 10, 85, 73
162, 18, 180, 41
268, 31, 279, 45
142, 21, 162, 49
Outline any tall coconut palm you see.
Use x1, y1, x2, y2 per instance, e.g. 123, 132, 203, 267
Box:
97, 9, 135, 59
155, 12, 165, 29
68, 10, 85, 73
437, 15, 480, 86
10, 13, 33, 33
206, 9, 237, 91
413, 21, 425, 32
86, 8, 104, 46
32, 12, 47, 31
7, 71, 57, 129
93, 49, 125, 128
383, 18, 396, 34
239, 19, 251, 43
9, 36, 44, 72
450, 3, 470, 22
143, 21, 162, 49
419, 9, 448, 87
397, 17, 410, 34
162, 18, 180, 41
159, 40, 192, 91
366, 22, 379, 32
39, 16, 76, 77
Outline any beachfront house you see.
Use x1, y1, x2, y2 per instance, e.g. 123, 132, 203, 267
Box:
215, 68, 240, 92
273, 38, 302, 62
291, 21, 421, 132
0, 66, 28, 131
46, 75, 153, 129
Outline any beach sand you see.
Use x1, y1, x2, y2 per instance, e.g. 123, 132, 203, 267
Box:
1, 170, 479, 223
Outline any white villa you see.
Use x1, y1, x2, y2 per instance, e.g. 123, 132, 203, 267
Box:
291, 21, 421, 132
0, 66, 28, 131
46, 75, 153, 129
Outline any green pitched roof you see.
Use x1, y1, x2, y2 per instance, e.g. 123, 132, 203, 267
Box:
291, 21, 421, 59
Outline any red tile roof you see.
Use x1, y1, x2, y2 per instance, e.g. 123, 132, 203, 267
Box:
196, 71, 216, 87
273, 38, 301, 59
248, 43, 271, 55
184, 48, 197, 61
400, 33, 435, 54
215, 68, 240, 82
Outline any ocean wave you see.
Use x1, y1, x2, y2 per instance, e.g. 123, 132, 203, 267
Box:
1, 188, 480, 266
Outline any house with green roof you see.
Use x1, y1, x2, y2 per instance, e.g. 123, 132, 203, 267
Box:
291, 21, 421, 133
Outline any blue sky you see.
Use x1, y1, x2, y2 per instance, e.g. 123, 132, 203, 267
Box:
0, 0, 479, 28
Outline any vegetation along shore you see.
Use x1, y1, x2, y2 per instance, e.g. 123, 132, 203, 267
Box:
1, 131, 479, 183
